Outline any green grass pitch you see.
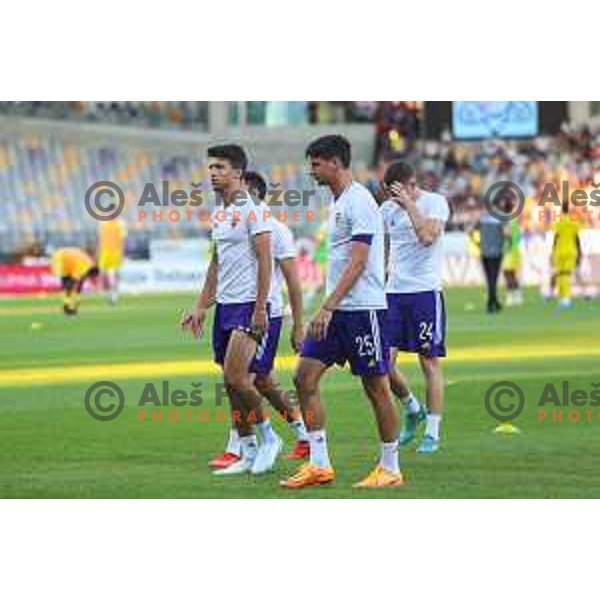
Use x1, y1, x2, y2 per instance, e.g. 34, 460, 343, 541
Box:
1, 288, 599, 498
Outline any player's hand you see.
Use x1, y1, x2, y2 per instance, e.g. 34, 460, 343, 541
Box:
251, 306, 269, 340
290, 322, 304, 353
308, 307, 333, 341
389, 182, 417, 210
180, 307, 207, 338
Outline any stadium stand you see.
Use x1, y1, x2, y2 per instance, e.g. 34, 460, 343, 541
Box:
0, 104, 599, 262
0, 132, 329, 260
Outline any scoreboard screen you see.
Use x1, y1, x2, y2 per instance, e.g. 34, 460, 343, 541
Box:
452, 101, 538, 139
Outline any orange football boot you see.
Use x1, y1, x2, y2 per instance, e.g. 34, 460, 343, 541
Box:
353, 465, 405, 488
279, 463, 335, 488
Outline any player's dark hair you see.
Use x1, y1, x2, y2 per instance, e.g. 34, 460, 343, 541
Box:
306, 135, 352, 168
243, 171, 267, 200
383, 161, 416, 186
207, 144, 248, 171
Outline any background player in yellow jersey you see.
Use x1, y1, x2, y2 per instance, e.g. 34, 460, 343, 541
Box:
97, 218, 127, 305
51, 247, 99, 315
551, 202, 582, 309
503, 218, 523, 306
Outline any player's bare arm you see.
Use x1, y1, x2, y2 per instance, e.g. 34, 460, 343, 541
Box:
279, 257, 304, 352
252, 231, 272, 338
181, 248, 217, 337
389, 182, 443, 246
309, 241, 369, 341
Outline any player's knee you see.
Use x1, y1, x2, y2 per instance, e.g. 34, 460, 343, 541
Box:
293, 363, 314, 393
362, 374, 389, 398
254, 373, 273, 395
420, 355, 440, 377
387, 360, 400, 381
223, 367, 248, 391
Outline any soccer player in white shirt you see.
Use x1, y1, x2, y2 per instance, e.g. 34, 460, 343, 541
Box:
203, 171, 311, 469
280, 135, 403, 489
181, 144, 281, 475
242, 171, 309, 458
381, 161, 449, 454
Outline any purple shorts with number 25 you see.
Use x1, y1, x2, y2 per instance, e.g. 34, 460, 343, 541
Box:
301, 309, 389, 375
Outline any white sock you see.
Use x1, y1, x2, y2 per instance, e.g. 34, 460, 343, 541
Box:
240, 435, 258, 461
289, 418, 308, 442
308, 429, 331, 468
257, 419, 278, 444
380, 441, 400, 474
403, 394, 421, 415
225, 429, 241, 456
425, 414, 441, 440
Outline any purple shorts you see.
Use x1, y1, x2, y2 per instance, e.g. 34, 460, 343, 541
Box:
301, 309, 389, 376
212, 302, 282, 375
385, 291, 446, 357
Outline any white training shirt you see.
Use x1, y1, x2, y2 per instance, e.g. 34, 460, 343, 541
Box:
326, 181, 387, 311
212, 194, 273, 304
381, 192, 449, 293
270, 218, 297, 318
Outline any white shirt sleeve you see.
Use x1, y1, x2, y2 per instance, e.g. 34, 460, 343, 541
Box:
244, 201, 272, 236
423, 194, 450, 224
349, 194, 380, 237
273, 223, 296, 261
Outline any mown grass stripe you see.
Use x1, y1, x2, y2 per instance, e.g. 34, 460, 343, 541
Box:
1, 344, 599, 387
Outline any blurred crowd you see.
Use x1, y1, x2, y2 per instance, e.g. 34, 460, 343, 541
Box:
0, 101, 210, 130
2, 102, 600, 237
376, 125, 600, 232
371, 101, 423, 166
0, 101, 423, 131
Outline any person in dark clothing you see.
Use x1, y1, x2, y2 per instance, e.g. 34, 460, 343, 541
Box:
478, 198, 510, 313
